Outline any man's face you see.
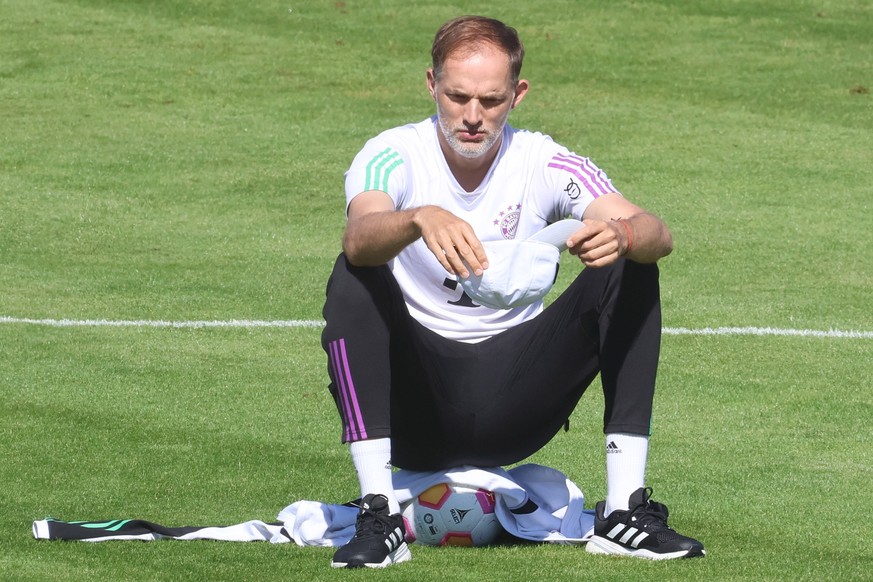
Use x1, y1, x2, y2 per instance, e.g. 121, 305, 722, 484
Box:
428, 44, 528, 161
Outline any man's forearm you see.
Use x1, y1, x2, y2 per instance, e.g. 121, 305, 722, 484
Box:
342, 208, 422, 266
620, 212, 673, 263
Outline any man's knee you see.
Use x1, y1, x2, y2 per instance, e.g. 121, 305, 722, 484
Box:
584, 257, 659, 287
323, 253, 407, 346
325, 254, 393, 311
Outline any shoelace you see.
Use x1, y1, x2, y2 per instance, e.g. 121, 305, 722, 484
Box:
628, 488, 674, 533
352, 503, 395, 539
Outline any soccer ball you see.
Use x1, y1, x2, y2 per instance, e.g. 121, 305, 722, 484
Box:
401, 483, 503, 547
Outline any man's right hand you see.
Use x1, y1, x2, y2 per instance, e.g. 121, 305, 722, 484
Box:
412, 206, 488, 279
343, 192, 487, 279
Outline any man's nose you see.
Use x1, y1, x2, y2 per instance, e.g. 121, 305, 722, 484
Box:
463, 100, 483, 127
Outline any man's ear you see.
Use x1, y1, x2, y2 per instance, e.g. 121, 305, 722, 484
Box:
512, 79, 530, 108
426, 68, 437, 101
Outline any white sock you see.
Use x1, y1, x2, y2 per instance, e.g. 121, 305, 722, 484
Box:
350, 438, 401, 514
604, 432, 649, 516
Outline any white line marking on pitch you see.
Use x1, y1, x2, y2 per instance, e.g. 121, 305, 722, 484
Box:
1, 317, 871, 338
663, 326, 873, 339
0, 317, 324, 329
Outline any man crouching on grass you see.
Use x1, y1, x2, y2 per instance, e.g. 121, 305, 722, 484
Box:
321, 15, 705, 568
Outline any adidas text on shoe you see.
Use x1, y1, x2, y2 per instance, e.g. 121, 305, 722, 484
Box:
586, 487, 705, 560
331, 494, 411, 569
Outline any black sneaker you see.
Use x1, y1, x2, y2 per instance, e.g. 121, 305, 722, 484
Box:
331, 494, 411, 569
586, 487, 706, 560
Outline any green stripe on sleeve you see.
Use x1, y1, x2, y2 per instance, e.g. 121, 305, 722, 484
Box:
364, 148, 403, 192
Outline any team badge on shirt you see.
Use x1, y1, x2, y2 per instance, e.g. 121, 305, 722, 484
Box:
493, 204, 522, 239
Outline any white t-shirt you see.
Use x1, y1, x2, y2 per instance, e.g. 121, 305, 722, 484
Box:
344, 116, 619, 342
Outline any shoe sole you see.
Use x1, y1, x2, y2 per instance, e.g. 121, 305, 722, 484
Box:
331, 543, 412, 569
586, 536, 706, 560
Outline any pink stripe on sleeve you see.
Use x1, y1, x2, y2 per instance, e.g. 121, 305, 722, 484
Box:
548, 153, 617, 197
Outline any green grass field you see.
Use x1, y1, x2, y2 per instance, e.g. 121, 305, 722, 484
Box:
2, 0, 871, 580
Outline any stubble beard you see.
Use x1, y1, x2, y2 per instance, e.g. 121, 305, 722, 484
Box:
436, 106, 502, 160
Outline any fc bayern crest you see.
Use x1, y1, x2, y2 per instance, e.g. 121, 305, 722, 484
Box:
493, 204, 521, 239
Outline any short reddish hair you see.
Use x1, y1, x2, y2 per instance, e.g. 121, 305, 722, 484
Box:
431, 16, 525, 83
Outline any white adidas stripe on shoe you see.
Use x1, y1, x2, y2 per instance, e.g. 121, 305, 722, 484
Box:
586, 487, 705, 560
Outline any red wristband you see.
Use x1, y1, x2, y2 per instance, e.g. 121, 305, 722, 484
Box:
619, 219, 633, 254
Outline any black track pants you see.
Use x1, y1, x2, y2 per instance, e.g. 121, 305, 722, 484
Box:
321, 254, 661, 471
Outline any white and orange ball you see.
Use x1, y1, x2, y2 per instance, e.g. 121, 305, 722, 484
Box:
401, 483, 503, 547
